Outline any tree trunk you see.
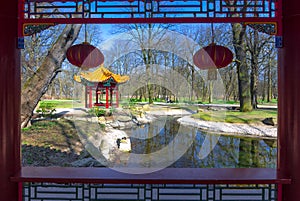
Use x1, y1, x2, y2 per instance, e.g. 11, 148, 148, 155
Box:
191, 65, 195, 101
21, 24, 82, 128
232, 23, 252, 112
250, 30, 259, 109
262, 70, 266, 102
267, 62, 272, 102
145, 25, 154, 104
141, 48, 154, 104
238, 138, 252, 167
208, 81, 213, 103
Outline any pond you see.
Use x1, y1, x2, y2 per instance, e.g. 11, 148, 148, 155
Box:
126, 116, 277, 169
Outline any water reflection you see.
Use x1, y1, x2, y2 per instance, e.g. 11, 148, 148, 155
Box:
127, 116, 277, 168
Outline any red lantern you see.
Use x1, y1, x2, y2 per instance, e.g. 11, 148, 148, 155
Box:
66, 42, 104, 70
193, 43, 233, 70
193, 43, 233, 80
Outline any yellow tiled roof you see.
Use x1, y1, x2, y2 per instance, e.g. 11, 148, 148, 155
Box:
74, 66, 129, 84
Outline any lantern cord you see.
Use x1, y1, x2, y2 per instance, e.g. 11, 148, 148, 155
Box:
211, 23, 215, 44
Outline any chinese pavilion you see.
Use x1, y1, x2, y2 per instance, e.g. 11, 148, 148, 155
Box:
74, 66, 129, 108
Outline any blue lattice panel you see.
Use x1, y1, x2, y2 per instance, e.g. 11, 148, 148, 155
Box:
18, 0, 282, 36
22, 183, 277, 201
23, 0, 277, 20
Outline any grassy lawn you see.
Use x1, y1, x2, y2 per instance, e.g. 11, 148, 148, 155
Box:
21, 118, 88, 166
39, 99, 84, 108
192, 109, 277, 124
22, 119, 83, 153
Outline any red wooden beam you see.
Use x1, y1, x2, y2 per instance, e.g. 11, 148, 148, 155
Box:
21, 17, 280, 25
11, 167, 291, 185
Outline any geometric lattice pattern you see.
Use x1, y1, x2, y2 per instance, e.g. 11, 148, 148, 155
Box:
247, 23, 277, 35
18, 0, 283, 38
19, 0, 281, 36
23, 183, 277, 201
24, 0, 277, 18
22, 0, 278, 21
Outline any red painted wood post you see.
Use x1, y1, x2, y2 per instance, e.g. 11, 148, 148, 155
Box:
18, 182, 22, 201
0, 0, 21, 200
278, 184, 283, 201
278, 0, 300, 200
105, 87, 109, 108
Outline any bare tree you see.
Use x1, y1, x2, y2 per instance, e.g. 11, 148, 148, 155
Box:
246, 28, 273, 108
260, 42, 277, 102
21, 24, 82, 128
231, 23, 252, 111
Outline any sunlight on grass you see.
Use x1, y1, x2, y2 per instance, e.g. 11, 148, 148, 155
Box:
39, 99, 84, 108
192, 109, 277, 124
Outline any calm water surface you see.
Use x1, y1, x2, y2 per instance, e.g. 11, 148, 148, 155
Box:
126, 116, 277, 168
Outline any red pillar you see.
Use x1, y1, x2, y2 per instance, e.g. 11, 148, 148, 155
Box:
105, 87, 109, 108
0, 0, 21, 200
278, 0, 300, 200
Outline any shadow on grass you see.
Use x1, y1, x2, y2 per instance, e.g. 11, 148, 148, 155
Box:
22, 144, 80, 167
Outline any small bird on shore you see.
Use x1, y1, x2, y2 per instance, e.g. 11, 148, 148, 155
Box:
262, 117, 275, 126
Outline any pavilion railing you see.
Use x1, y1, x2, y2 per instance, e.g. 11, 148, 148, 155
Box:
12, 167, 290, 201
22, 182, 278, 201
